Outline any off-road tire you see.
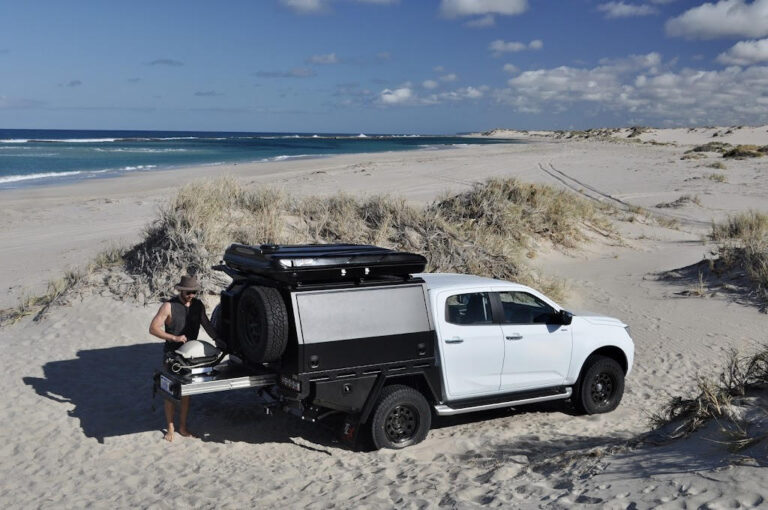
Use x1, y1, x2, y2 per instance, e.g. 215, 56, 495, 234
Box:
370, 385, 431, 450
236, 286, 289, 363
573, 355, 624, 415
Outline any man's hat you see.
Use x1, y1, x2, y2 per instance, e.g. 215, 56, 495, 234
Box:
174, 275, 201, 292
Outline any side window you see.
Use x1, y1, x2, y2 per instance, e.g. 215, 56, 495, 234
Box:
445, 292, 494, 325
498, 291, 555, 324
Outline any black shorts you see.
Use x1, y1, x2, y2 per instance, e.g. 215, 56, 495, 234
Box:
164, 340, 184, 354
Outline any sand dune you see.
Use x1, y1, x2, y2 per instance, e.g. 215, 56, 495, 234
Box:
1, 127, 767, 507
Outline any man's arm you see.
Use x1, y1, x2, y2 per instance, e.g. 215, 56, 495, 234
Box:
149, 302, 187, 343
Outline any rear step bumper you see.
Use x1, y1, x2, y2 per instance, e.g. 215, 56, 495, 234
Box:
434, 387, 572, 416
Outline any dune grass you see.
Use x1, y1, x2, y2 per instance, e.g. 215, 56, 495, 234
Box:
118, 176, 616, 301
650, 348, 768, 451
710, 211, 768, 303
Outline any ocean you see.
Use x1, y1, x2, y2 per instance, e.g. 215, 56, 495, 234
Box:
0, 129, 518, 190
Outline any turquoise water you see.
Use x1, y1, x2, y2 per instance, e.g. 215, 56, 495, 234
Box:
0, 129, 519, 189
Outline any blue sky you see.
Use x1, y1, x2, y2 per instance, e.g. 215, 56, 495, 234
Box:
1, 0, 767, 133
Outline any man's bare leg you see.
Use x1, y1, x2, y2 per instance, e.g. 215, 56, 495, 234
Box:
164, 399, 176, 442
178, 396, 194, 437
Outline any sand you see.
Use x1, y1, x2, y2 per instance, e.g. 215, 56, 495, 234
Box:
1, 127, 767, 508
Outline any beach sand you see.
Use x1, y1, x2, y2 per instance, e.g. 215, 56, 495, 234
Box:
1, 127, 767, 507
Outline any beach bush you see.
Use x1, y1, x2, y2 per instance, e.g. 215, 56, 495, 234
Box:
655, 194, 701, 209
710, 211, 768, 302
650, 348, 768, 451
707, 173, 728, 183
115, 176, 616, 301
723, 145, 763, 159
686, 142, 733, 154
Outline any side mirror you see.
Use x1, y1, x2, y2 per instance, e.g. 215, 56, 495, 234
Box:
558, 310, 573, 325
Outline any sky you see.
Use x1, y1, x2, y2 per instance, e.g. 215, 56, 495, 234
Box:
1, 0, 768, 133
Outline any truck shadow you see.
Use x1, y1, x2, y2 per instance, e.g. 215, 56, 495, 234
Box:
22, 343, 343, 449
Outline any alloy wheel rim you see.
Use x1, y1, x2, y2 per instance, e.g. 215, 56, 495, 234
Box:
590, 372, 614, 406
384, 404, 418, 443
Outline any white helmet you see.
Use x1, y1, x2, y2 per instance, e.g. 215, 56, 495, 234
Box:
175, 339, 221, 359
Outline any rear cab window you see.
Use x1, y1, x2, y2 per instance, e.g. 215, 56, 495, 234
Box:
445, 292, 494, 325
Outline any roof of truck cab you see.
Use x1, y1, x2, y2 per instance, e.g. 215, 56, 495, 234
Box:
413, 273, 530, 292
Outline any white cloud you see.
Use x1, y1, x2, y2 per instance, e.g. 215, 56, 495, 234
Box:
423, 79, 439, 89
280, 0, 398, 13
597, 1, 657, 18
440, 73, 458, 82
503, 63, 519, 74
433, 65, 445, 72
440, 0, 528, 17
496, 52, 768, 125
428, 86, 486, 102
717, 38, 768, 65
465, 14, 495, 27
379, 87, 413, 105
307, 53, 338, 64
489, 39, 543, 55
280, 0, 325, 13
666, 0, 768, 40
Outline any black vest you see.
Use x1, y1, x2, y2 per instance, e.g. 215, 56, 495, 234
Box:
164, 297, 203, 351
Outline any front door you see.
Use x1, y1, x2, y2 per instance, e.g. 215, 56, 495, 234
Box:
496, 291, 572, 392
436, 291, 504, 399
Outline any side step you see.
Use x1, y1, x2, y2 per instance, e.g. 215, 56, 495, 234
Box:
434, 387, 572, 416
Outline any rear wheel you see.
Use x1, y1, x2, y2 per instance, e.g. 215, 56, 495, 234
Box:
370, 385, 431, 450
573, 355, 625, 415
236, 286, 289, 363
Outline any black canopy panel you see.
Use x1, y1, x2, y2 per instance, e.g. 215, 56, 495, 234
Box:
223, 243, 427, 284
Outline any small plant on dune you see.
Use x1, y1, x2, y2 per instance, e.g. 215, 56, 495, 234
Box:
686, 142, 733, 154
655, 194, 701, 209
723, 145, 763, 159
706, 161, 727, 170
706, 173, 728, 183
650, 348, 768, 448
710, 211, 768, 302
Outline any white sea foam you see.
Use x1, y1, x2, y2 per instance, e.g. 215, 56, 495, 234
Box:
0, 171, 84, 184
0, 164, 158, 185
357, 133, 367, 138
0, 139, 30, 143
93, 148, 188, 153
259, 154, 317, 162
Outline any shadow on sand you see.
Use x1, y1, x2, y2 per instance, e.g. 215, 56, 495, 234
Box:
22, 343, 338, 448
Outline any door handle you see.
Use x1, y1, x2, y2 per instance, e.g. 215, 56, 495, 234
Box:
505, 334, 523, 341
445, 337, 464, 344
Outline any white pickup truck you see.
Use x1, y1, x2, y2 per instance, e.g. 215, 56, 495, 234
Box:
156, 244, 634, 450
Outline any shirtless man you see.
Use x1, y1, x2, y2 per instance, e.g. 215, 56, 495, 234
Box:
149, 275, 219, 441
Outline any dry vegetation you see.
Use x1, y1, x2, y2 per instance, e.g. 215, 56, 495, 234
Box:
651, 348, 768, 452
655, 194, 701, 209
723, 145, 766, 159
1, 177, 616, 323
711, 211, 768, 302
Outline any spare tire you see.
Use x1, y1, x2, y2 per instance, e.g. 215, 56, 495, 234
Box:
236, 286, 289, 363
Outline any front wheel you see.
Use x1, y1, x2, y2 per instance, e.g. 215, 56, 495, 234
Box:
573, 355, 625, 415
370, 385, 431, 450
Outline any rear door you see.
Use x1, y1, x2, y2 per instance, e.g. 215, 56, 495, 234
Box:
436, 290, 504, 399
495, 291, 572, 392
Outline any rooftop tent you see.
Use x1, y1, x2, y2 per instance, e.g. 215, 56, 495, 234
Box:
222, 243, 427, 284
